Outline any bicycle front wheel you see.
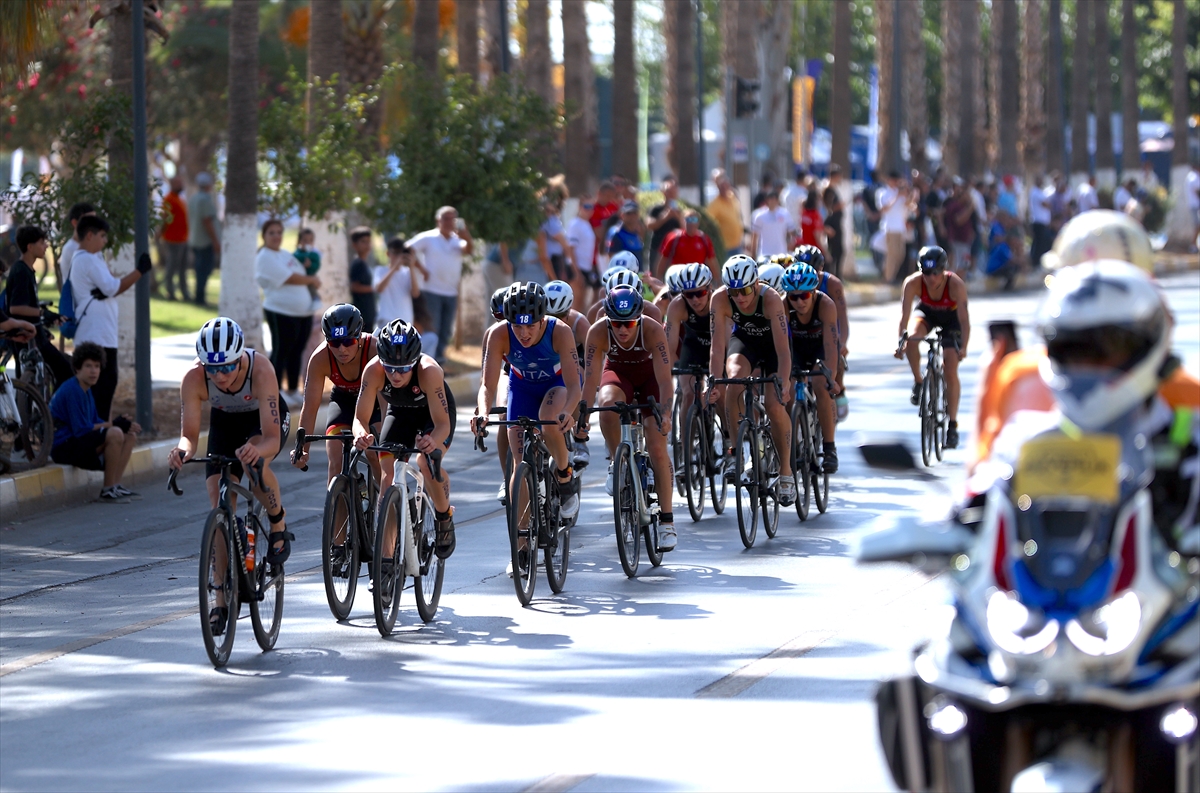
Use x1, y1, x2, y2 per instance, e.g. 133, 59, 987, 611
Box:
248, 512, 284, 651
683, 404, 706, 522
321, 478, 359, 621
919, 378, 935, 467
671, 392, 685, 498
508, 461, 539, 605
198, 509, 238, 668
372, 486, 405, 636
792, 401, 812, 521
934, 369, 946, 462
545, 505, 570, 594
4, 379, 52, 472
735, 422, 759, 548
612, 445, 641, 578
760, 431, 781, 539
811, 406, 829, 514
413, 496, 444, 623
709, 409, 728, 514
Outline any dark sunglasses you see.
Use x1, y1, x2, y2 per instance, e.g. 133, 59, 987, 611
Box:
204, 361, 239, 375
383, 363, 415, 375
685, 216, 699, 224
610, 319, 639, 329
327, 336, 358, 349
729, 284, 757, 297
787, 291, 814, 302
582, 203, 594, 209
683, 288, 710, 300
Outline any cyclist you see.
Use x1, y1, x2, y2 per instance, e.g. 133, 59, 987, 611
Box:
352, 319, 459, 559
794, 244, 850, 421
782, 263, 842, 473
169, 318, 293, 634
654, 263, 686, 315
545, 279, 592, 467
896, 245, 969, 449
581, 286, 677, 549
708, 254, 795, 505
586, 260, 664, 325
292, 304, 382, 485
473, 282, 583, 523
663, 262, 716, 435
757, 260, 786, 294
483, 286, 515, 501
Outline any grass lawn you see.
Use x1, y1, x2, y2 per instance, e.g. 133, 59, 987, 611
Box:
37, 270, 225, 339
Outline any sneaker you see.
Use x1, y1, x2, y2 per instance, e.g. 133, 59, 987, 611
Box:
910, 382, 922, 406
822, 445, 839, 474
113, 484, 142, 501
657, 520, 677, 551
778, 477, 796, 506
945, 424, 959, 449
497, 482, 507, 505
605, 462, 615, 496
99, 486, 129, 504
836, 395, 849, 422
573, 439, 590, 467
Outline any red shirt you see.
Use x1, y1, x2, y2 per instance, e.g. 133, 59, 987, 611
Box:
799, 208, 823, 248
659, 229, 714, 264
162, 191, 189, 244
590, 202, 619, 256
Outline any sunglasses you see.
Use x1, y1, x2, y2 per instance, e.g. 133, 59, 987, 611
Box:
204, 361, 239, 375
610, 319, 639, 329
685, 216, 699, 224
328, 336, 358, 349
787, 291, 814, 301
729, 284, 757, 297
683, 288, 710, 300
383, 363, 415, 375
582, 203, 594, 209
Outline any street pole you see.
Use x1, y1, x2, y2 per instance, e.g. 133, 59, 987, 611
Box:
498, 0, 509, 74
132, 0, 152, 432
695, 0, 706, 207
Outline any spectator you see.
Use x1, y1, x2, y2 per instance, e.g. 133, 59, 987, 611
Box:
822, 192, 846, 280
5, 226, 73, 386
750, 191, 792, 258
1047, 173, 1069, 233
861, 169, 883, 271
878, 170, 913, 282
1028, 174, 1052, 270
781, 166, 808, 233
970, 179, 990, 276
567, 196, 598, 304
348, 226, 377, 330
158, 176, 190, 302
986, 218, 1017, 290
1073, 175, 1099, 213
646, 175, 683, 272
752, 171, 779, 211
375, 235, 424, 328
607, 200, 647, 272
1139, 159, 1160, 192
188, 171, 220, 307
69, 215, 150, 421
293, 227, 322, 312
943, 179, 977, 275
798, 190, 825, 253
255, 218, 319, 403
58, 202, 96, 285
408, 205, 474, 363
657, 209, 717, 281
537, 192, 576, 287
708, 169, 745, 255
49, 342, 141, 503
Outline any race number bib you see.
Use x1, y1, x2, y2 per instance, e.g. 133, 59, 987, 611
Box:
1013, 434, 1121, 504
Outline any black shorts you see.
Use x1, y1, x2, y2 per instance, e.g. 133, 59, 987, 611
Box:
727, 332, 778, 375
378, 385, 457, 455
50, 428, 107, 471
551, 254, 575, 282
677, 336, 710, 371
790, 339, 825, 372
581, 268, 601, 289
326, 389, 381, 434
206, 400, 291, 480
918, 308, 962, 346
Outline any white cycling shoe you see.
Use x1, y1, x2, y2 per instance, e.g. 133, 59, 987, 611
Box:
605, 463, 615, 496
657, 521, 677, 551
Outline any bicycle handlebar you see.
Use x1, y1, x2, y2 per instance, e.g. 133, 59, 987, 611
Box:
292, 428, 443, 481
794, 362, 836, 393
585, 395, 663, 424
472, 413, 562, 453
671, 365, 707, 377
167, 456, 264, 496
711, 374, 783, 403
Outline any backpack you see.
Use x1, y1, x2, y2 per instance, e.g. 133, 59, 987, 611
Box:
57, 276, 94, 340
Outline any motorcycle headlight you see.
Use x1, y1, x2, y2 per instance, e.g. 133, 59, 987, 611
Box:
1063, 590, 1142, 656
986, 590, 1059, 655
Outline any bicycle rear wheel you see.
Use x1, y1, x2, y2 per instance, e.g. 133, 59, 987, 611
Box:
792, 401, 812, 521
372, 486, 405, 636
761, 431, 781, 539
198, 509, 238, 668
811, 407, 829, 514
3, 379, 52, 472
919, 378, 935, 467
508, 461, 539, 605
248, 512, 284, 652
612, 446, 641, 578
709, 409, 728, 514
413, 496, 444, 622
934, 370, 946, 462
545, 506, 570, 594
683, 404, 706, 522
321, 478, 359, 621
671, 390, 685, 498
735, 422, 759, 548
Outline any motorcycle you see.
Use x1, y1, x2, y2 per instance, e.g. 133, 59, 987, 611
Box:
857, 427, 1200, 793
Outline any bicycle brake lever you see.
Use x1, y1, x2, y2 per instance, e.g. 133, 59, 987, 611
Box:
429, 448, 444, 482
167, 468, 182, 496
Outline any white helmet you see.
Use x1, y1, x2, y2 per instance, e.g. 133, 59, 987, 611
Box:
1036, 259, 1170, 431
757, 262, 786, 293
1042, 209, 1155, 273
678, 262, 712, 291
664, 264, 687, 294
544, 280, 574, 315
603, 267, 642, 294
196, 317, 246, 365
721, 254, 758, 288
606, 251, 640, 275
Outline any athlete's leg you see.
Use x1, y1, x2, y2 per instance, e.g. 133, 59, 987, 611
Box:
905, 317, 932, 382
765, 378, 793, 479
943, 344, 962, 423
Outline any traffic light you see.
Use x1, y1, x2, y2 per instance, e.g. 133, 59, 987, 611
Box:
735, 77, 760, 118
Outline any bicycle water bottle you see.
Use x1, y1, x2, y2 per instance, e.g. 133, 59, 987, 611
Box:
358, 475, 370, 514
244, 524, 256, 572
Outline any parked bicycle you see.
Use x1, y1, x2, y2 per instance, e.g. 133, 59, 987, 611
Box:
586, 399, 667, 577
897, 328, 955, 466
474, 415, 571, 606
673, 364, 728, 522
168, 457, 284, 668
11, 302, 59, 404
711, 375, 782, 548
791, 362, 835, 520
0, 327, 53, 473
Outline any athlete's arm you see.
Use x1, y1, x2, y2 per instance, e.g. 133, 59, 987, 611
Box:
645, 319, 674, 435
819, 297, 843, 396
643, 301, 663, 324
664, 297, 684, 367
242, 354, 283, 466
828, 274, 849, 352
952, 274, 970, 354
416, 360, 452, 452
553, 321, 582, 427
296, 345, 331, 463
353, 362, 384, 448
708, 289, 732, 386
571, 310, 591, 349
581, 320, 607, 409
169, 366, 205, 469
764, 289, 792, 383
898, 275, 919, 338
475, 325, 507, 430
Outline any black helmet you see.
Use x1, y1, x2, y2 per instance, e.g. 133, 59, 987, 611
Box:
503, 282, 547, 326
792, 244, 825, 271
322, 303, 364, 342
604, 285, 644, 321
490, 287, 509, 320
918, 245, 948, 273
376, 318, 422, 366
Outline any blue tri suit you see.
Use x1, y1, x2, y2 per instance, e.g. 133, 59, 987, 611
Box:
506, 318, 566, 420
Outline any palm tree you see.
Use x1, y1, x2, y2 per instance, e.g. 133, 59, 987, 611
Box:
412, 0, 439, 77
664, 0, 698, 188
1069, 0, 1090, 184
222, 0, 262, 348
1046, 0, 1066, 173
1166, 0, 1195, 250
309, 0, 346, 93
830, 0, 852, 173
723, 0, 757, 185
996, 0, 1020, 177
0, 0, 54, 86
456, 0, 479, 81
522, 0, 552, 103
1119, 0, 1139, 176
1021, 0, 1046, 179
941, 0, 961, 175
959, 0, 980, 178
344, 0, 390, 143
903, 0, 927, 174
1092, 0, 1115, 189
611, 0, 637, 180
482, 0, 503, 78
759, 0, 793, 184
875, 0, 896, 174
562, 0, 593, 194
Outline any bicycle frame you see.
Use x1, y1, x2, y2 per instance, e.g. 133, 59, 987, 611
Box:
477, 416, 560, 541
169, 456, 266, 565
589, 401, 662, 529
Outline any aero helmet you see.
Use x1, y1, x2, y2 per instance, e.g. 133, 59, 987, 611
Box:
377, 318, 424, 367
604, 286, 644, 321
196, 317, 245, 365
503, 282, 548, 325
321, 303, 364, 343
721, 254, 759, 289
544, 280, 574, 316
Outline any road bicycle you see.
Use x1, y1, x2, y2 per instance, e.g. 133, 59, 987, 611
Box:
168, 457, 284, 668
9, 302, 59, 405
711, 375, 782, 548
587, 399, 666, 578
791, 362, 834, 521
291, 430, 379, 621
673, 364, 728, 522
0, 328, 53, 473
474, 415, 571, 606
898, 328, 955, 467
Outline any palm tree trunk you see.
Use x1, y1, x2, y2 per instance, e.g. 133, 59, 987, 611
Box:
222, 0, 262, 349
309, 0, 346, 96
985, 1, 1000, 174
611, 0, 637, 180
309, 0, 349, 320
412, 0, 440, 77
107, 6, 139, 402
1046, 0, 1066, 173
941, 0, 961, 175
1166, 0, 1195, 250
522, 0, 551, 103
344, 0, 386, 143
664, 0, 698, 188
759, 0, 792, 184
996, 0, 1020, 177
482, 0, 504, 79
723, 0, 758, 186
1119, 0, 1139, 176
830, 0, 852, 172
457, 0, 480, 82
1069, 0, 1091, 184
958, 0, 980, 179
1092, 0, 1115, 189
562, 0, 593, 194
1021, 0, 1046, 180
903, 0, 927, 174
875, 0, 896, 175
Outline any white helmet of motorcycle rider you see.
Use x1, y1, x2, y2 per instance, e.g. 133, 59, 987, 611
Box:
1037, 259, 1170, 431
1041, 209, 1155, 273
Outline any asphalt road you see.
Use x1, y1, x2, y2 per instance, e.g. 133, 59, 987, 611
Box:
1, 273, 1196, 792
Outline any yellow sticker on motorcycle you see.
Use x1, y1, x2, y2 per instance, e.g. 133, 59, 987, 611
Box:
1014, 434, 1121, 503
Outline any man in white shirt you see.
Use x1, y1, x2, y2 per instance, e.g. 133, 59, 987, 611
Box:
1028, 174, 1053, 270
1073, 176, 1099, 213
58, 202, 97, 284
407, 205, 474, 363
566, 197, 598, 305
878, 170, 913, 282
374, 236, 424, 328
68, 215, 149, 421
750, 192, 793, 258
780, 167, 808, 233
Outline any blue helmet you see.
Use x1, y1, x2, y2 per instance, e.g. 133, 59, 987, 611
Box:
604, 286, 644, 321
782, 262, 819, 293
